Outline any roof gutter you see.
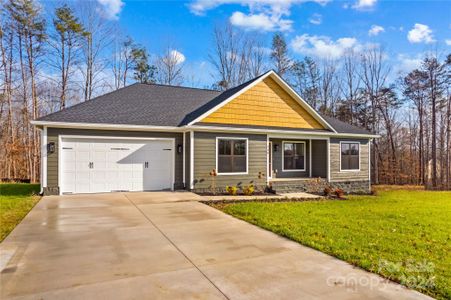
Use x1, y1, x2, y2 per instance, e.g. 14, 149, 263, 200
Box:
30, 120, 184, 132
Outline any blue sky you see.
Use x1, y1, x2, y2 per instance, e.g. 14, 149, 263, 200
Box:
45, 0, 451, 87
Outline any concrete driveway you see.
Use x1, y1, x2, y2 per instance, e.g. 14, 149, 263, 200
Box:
0, 192, 430, 300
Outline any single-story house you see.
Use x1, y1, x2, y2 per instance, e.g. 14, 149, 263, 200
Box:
32, 70, 378, 195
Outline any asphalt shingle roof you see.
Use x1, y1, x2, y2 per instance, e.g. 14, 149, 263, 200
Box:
320, 115, 372, 135
38, 83, 221, 127
37, 73, 372, 136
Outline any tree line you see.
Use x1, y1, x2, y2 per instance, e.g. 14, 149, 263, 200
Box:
1, 0, 450, 189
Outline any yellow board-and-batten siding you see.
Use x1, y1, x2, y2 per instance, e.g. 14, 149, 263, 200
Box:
200, 77, 325, 129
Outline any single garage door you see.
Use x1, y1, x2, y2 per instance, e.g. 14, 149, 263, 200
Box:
60, 137, 174, 194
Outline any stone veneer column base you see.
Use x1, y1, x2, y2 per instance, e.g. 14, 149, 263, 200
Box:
43, 187, 60, 195
270, 179, 371, 194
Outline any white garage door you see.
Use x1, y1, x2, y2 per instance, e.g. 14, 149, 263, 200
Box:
60, 137, 174, 194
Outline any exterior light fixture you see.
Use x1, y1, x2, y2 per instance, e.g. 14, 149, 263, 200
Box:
47, 142, 55, 154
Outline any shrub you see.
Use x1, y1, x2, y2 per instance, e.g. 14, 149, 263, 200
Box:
264, 184, 276, 194
334, 188, 345, 198
243, 185, 255, 196
225, 185, 238, 195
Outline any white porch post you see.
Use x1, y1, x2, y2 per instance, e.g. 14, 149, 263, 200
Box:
266, 135, 269, 183
326, 138, 331, 182
368, 138, 372, 192
40, 126, 47, 194
309, 139, 312, 177
189, 131, 194, 189
182, 131, 186, 188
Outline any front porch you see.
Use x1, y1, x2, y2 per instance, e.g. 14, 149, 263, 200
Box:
267, 137, 328, 180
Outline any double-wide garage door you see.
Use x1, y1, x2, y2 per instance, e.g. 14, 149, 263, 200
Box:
60, 137, 174, 194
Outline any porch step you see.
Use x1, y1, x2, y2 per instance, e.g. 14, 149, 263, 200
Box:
270, 178, 328, 193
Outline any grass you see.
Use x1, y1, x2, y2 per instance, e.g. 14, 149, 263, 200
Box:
0, 183, 41, 242
215, 187, 451, 299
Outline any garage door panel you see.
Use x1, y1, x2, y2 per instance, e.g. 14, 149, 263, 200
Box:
61, 138, 173, 194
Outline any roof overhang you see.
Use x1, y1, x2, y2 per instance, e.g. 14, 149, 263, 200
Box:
187, 70, 337, 133
30, 120, 379, 138
30, 120, 184, 132
187, 124, 380, 139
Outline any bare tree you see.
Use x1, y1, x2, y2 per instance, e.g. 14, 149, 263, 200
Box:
155, 46, 184, 85
209, 23, 250, 90
247, 38, 266, 78
77, 1, 114, 100
359, 46, 391, 184
4, 0, 46, 183
111, 34, 135, 89
403, 69, 429, 184
340, 50, 362, 125
421, 54, 450, 188
319, 59, 340, 115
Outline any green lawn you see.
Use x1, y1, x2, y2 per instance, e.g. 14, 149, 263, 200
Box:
0, 183, 41, 242
216, 188, 451, 299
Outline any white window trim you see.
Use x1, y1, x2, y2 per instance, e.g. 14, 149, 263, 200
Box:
339, 141, 361, 172
282, 141, 306, 172
216, 137, 249, 175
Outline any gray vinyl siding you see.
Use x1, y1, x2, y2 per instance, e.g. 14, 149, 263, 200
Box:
329, 138, 370, 182
193, 131, 267, 190
46, 128, 184, 190
311, 140, 327, 178
271, 139, 310, 178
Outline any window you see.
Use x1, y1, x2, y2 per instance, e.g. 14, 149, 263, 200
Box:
217, 138, 247, 174
283, 142, 305, 171
341, 142, 360, 171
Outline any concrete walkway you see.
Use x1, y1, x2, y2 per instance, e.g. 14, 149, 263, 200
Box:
0, 192, 430, 299
199, 191, 321, 202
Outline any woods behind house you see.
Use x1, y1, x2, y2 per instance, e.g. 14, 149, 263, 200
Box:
1, 0, 450, 189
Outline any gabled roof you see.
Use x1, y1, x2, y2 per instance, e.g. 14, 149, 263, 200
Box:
34, 71, 374, 136
184, 70, 336, 132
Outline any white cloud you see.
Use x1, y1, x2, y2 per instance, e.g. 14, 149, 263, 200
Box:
368, 25, 384, 36
352, 0, 377, 10
189, 0, 330, 31
97, 0, 124, 20
445, 39, 451, 46
291, 34, 361, 59
230, 11, 292, 31
163, 50, 186, 65
309, 13, 322, 25
395, 54, 422, 75
407, 23, 435, 44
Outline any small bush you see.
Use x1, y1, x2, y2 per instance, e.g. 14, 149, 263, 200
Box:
243, 185, 255, 196
264, 185, 276, 194
225, 185, 238, 195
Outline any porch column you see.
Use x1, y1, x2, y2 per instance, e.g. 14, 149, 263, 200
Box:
182, 131, 185, 188
309, 139, 312, 177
